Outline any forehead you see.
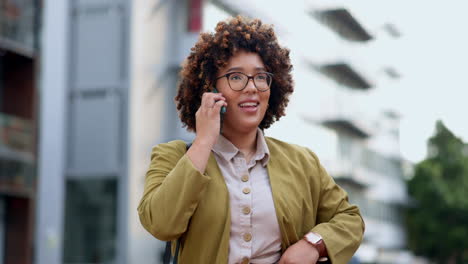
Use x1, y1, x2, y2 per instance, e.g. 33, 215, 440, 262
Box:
223, 50, 266, 70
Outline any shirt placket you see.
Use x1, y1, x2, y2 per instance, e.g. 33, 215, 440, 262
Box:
234, 157, 253, 264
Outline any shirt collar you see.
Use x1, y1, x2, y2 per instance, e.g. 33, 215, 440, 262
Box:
212, 128, 270, 167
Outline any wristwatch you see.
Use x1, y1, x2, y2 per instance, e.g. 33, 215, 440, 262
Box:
303, 232, 328, 262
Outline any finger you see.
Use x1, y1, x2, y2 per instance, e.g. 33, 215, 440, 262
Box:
212, 100, 227, 112
206, 97, 226, 109
202, 93, 225, 108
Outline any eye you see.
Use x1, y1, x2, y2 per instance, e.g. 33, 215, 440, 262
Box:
255, 73, 268, 81
229, 73, 245, 81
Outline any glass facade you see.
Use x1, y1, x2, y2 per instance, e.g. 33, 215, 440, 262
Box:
63, 178, 118, 264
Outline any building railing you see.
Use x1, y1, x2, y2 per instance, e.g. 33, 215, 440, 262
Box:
0, 0, 37, 55
336, 134, 404, 180
0, 112, 35, 196
361, 147, 404, 179
323, 158, 371, 187
0, 112, 34, 155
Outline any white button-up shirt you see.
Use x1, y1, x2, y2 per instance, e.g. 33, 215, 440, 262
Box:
212, 128, 282, 264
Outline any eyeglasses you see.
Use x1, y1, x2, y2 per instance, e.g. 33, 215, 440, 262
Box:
215, 72, 273, 92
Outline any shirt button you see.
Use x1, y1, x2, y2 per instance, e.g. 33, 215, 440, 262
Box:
241, 257, 250, 264
241, 175, 249, 182
243, 233, 252, 242
242, 187, 251, 194
242, 206, 251, 215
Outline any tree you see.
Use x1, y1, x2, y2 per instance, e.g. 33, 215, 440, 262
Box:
406, 120, 468, 264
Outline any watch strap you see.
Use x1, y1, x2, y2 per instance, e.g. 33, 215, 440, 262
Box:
304, 233, 328, 261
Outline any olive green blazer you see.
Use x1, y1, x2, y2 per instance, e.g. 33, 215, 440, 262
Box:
138, 137, 364, 264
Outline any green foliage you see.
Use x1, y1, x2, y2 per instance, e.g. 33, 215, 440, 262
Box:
406, 121, 468, 264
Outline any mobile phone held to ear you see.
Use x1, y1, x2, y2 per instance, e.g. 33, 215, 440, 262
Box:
212, 88, 227, 114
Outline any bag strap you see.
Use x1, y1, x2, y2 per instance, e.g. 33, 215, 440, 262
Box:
162, 141, 192, 264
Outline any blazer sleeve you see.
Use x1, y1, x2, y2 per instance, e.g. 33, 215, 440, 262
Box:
137, 141, 212, 241
308, 150, 365, 264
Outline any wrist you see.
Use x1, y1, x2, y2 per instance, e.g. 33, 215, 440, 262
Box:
303, 232, 328, 262
193, 136, 216, 149
299, 239, 320, 257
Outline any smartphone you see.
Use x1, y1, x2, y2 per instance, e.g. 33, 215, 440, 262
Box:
212, 88, 227, 114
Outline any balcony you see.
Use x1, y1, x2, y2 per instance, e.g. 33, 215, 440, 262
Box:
311, 8, 373, 42
319, 106, 372, 139
0, 0, 38, 57
0, 113, 35, 196
316, 62, 373, 90
0, 113, 34, 157
323, 158, 370, 189
321, 118, 370, 139
303, 95, 372, 139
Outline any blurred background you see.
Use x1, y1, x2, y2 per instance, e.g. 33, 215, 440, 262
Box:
1, 0, 468, 263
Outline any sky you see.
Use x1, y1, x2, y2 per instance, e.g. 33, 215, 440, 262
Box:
204, 0, 468, 163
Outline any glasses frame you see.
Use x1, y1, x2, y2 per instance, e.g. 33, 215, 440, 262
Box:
214, 72, 274, 92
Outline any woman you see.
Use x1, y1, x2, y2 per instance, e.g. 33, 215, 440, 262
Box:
138, 16, 364, 264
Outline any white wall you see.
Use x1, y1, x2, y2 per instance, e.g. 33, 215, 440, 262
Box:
128, 0, 186, 262
35, 0, 70, 263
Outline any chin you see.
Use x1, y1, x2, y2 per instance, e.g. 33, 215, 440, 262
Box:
237, 121, 261, 132
224, 119, 261, 134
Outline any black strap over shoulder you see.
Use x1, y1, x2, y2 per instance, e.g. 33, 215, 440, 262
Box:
162, 142, 192, 264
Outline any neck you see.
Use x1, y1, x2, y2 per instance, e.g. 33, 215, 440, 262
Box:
221, 127, 258, 157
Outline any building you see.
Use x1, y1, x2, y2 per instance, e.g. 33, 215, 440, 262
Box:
1, 2, 214, 263
0, 0, 40, 263
35, 0, 198, 263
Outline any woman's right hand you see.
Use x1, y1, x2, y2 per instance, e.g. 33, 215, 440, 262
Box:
187, 92, 227, 173
194, 92, 227, 147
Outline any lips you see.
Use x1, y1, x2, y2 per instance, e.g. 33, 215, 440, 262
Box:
238, 99, 260, 108
237, 100, 260, 114
239, 102, 259, 107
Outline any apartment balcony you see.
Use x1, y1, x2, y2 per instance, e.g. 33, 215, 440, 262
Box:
320, 108, 372, 140
0, 0, 38, 57
0, 113, 35, 197
322, 158, 370, 189
311, 8, 373, 42
316, 62, 373, 90
0, 113, 34, 157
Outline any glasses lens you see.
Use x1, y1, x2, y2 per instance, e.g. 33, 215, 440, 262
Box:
226, 72, 273, 91
228, 72, 247, 91
254, 73, 272, 91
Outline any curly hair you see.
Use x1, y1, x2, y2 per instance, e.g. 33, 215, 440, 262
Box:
175, 15, 294, 131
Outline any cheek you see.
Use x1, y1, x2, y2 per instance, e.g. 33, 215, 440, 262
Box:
224, 93, 238, 105
262, 92, 271, 106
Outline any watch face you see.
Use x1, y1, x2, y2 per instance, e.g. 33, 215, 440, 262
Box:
306, 232, 322, 244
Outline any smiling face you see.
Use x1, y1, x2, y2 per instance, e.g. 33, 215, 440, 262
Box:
214, 50, 271, 135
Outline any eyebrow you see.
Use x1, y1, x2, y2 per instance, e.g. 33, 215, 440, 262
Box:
226, 67, 267, 72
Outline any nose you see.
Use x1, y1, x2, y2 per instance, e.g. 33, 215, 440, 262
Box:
244, 78, 257, 93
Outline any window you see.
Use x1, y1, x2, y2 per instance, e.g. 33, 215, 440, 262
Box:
63, 178, 117, 263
